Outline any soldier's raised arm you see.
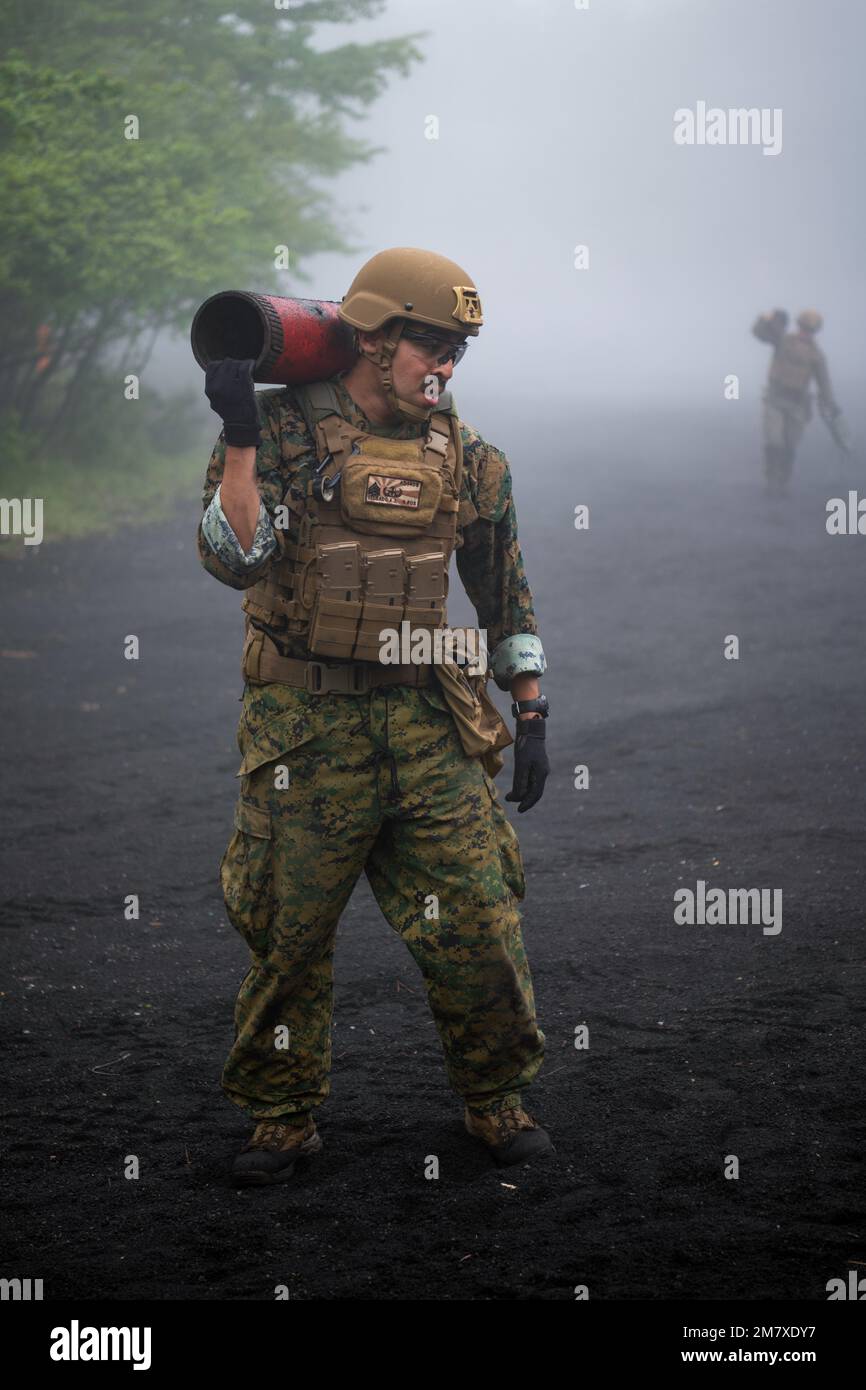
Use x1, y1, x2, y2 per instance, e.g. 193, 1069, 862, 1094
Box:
197, 360, 284, 591
752, 308, 788, 346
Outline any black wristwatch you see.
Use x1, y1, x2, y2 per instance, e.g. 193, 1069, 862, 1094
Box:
511, 694, 549, 719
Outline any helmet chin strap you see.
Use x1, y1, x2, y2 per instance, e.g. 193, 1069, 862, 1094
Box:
367, 318, 435, 424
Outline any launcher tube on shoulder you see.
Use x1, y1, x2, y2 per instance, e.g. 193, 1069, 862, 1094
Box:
191, 291, 356, 385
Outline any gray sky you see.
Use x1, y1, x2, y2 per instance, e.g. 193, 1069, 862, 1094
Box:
173, 0, 864, 419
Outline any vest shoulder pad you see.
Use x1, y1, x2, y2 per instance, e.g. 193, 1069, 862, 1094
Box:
290, 380, 343, 440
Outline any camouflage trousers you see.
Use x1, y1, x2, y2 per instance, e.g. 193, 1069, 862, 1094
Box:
219, 676, 545, 1120
763, 393, 809, 475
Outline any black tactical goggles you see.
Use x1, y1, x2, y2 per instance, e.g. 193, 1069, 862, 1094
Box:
401, 327, 469, 366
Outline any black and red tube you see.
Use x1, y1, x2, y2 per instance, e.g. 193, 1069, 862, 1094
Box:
190, 290, 356, 385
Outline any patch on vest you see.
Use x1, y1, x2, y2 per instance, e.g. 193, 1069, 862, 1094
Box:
365, 475, 421, 508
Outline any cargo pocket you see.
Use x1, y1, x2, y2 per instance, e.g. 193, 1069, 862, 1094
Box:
236, 685, 321, 774
416, 681, 453, 716
482, 769, 526, 902
219, 798, 274, 958
416, 676, 471, 762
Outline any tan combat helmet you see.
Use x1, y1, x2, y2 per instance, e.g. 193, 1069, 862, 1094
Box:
797, 309, 823, 333
339, 247, 483, 422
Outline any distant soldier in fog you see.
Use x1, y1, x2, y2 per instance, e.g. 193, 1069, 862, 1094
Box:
752, 308, 847, 495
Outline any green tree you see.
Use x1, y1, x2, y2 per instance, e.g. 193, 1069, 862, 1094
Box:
0, 1, 422, 435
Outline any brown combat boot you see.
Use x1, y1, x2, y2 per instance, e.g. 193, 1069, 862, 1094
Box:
464, 1103, 554, 1167
232, 1114, 322, 1187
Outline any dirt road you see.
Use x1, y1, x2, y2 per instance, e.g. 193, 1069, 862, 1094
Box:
2, 406, 863, 1300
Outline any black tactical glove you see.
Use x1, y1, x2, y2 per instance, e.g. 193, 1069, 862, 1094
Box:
505, 717, 549, 813
204, 357, 261, 448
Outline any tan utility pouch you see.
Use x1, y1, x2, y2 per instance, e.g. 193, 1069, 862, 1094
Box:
340, 437, 443, 537
306, 542, 450, 662
404, 552, 446, 633
434, 660, 514, 778
306, 541, 363, 658
354, 547, 405, 662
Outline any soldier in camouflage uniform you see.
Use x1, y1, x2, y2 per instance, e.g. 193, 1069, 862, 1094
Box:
200, 248, 552, 1184
752, 308, 843, 494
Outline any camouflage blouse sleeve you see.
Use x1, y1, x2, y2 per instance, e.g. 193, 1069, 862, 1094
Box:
196, 388, 313, 591
752, 310, 787, 347
811, 348, 839, 416
454, 422, 541, 658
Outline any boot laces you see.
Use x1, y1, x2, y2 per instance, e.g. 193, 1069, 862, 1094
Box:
247, 1118, 306, 1151
496, 1107, 537, 1136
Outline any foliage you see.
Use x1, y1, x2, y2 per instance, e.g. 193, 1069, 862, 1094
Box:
0, 1, 422, 446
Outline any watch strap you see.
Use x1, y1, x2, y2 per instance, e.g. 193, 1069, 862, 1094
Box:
511, 695, 549, 719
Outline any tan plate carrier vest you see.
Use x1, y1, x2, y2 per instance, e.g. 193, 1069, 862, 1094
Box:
768, 336, 817, 400
240, 381, 463, 692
